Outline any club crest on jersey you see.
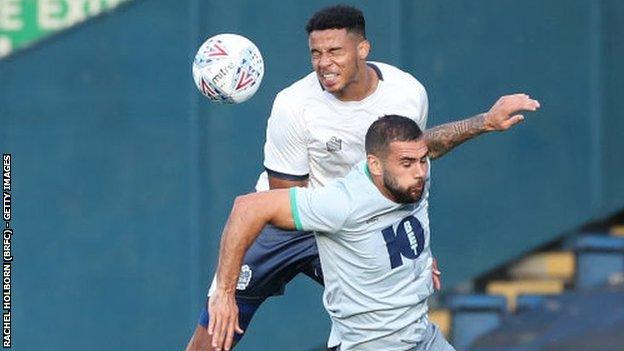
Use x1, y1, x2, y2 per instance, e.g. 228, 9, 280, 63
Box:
236, 265, 253, 290
326, 136, 342, 152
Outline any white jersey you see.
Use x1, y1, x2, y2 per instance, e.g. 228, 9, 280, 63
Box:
255, 61, 428, 191
290, 161, 434, 351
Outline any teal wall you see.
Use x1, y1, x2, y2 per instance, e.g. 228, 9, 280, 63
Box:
0, 0, 622, 350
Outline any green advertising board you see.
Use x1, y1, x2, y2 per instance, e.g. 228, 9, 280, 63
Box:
0, 0, 131, 58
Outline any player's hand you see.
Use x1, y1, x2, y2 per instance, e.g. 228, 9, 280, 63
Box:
432, 258, 442, 291
484, 93, 540, 131
207, 289, 244, 351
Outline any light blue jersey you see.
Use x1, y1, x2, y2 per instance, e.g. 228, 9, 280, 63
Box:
290, 161, 434, 351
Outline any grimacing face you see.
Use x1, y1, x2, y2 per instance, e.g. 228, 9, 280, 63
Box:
308, 28, 369, 99
380, 140, 429, 204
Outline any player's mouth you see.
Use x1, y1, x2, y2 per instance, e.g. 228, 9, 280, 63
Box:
320, 72, 339, 88
409, 184, 424, 199
412, 180, 424, 190
411, 185, 423, 193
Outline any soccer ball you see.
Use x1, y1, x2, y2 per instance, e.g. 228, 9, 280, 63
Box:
192, 33, 264, 104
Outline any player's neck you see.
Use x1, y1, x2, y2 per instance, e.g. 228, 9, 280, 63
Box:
334, 65, 379, 102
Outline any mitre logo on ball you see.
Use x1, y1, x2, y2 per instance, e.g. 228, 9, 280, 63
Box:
192, 33, 264, 104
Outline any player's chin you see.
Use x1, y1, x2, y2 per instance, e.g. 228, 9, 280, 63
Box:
409, 188, 424, 202
317, 76, 342, 92
321, 82, 342, 93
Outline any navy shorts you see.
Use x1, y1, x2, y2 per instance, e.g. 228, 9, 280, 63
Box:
198, 225, 323, 330
234, 225, 323, 298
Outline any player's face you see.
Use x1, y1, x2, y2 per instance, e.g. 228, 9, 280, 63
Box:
308, 28, 368, 99
381, 140, 429, 204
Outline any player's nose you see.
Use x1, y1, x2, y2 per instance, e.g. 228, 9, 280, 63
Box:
414, 163, 427, 179
318, 54, 332, 68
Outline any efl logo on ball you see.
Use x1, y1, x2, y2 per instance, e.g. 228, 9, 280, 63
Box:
192, 33, 264, 104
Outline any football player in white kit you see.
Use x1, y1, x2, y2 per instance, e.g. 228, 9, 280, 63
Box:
185, 5, 540, 351
209, 115, 455, 350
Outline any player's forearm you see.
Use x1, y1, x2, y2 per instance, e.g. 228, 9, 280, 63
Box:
214, 190, 294, 294
424, 113, 492, 160
215, 194, 274, 294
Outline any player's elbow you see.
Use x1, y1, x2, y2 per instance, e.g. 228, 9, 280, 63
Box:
232, 188, 293, 228
426, 149, 443, 160
232, 190, 293, 229
231, 193, 271, 221
232, 193, 256, 214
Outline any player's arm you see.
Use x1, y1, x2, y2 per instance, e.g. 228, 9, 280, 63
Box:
266, 166, 308, 189
268, 176, 308, 189
208, 189, 294, 351
262, 90, 311, 190
424, 93, 540, 159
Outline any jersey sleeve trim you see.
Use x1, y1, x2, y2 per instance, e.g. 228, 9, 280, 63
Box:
367, 62, 384, 81
289, 187, 303, 231
266, 168, 309, 181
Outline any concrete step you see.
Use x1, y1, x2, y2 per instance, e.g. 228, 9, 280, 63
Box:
508, 251, 575, 282
429, 309, 451, 337
610, 224, 624, 237
486, 279, 565, 311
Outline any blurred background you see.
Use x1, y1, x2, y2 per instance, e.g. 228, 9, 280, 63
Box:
1, 0, 623, 350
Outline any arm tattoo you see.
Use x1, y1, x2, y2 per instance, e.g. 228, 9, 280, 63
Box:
424, 113, 488, 160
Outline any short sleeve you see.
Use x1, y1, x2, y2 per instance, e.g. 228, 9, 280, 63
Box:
289, 184, 351, 234
408, 75, 429, 130
263, 92, 309, 178
416, 81, 429, 129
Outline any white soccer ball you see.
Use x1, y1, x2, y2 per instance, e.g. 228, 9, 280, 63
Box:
192, 33, 264, 104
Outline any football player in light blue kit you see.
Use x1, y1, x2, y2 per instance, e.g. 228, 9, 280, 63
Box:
208, 115, 455, 351
187, 5, 541, 350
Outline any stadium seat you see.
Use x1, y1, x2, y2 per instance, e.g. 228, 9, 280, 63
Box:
486, 279, 564, 311
574, 234, 624, 289
448, 294, 506, 350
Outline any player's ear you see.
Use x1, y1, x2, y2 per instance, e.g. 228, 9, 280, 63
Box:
357, 39, 370, 60
367, 154, 382, 176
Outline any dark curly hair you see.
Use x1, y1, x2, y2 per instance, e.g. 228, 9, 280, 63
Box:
305, 5, 366, 38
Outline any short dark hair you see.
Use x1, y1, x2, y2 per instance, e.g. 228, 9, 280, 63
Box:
365, 115, 424, 156
305, 5, 366, 38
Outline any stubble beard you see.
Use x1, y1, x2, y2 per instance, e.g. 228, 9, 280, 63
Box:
382, 172, 424, 204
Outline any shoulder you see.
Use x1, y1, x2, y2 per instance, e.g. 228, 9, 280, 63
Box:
371, 61, 427, 97
275, 71, 324, 104
291, 180, 353, 232
268, 72, 325, 131
268, 72, 319, 122
310, 179, 353, 211
327, 165, 377, 214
